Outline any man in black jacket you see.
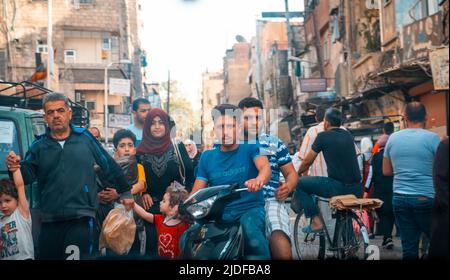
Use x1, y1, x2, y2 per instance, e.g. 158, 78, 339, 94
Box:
6, 93, 133, 260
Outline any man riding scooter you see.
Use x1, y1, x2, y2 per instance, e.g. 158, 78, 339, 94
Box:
183, 104, 272, 260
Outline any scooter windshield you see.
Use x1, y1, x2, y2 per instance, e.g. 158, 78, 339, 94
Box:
184, 185, 231, 204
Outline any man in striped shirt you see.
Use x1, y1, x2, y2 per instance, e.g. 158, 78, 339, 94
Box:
239, 98, 298, 260
298, 106, 328, 177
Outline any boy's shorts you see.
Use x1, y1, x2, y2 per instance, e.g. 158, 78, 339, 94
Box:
264, 198, 292, 242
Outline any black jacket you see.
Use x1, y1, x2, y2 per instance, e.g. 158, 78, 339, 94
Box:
20, 125, 131, 223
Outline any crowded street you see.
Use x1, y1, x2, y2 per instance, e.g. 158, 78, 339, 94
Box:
0, 0, 448, 265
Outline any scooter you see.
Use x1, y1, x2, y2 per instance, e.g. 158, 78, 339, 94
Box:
179, 183, 247, 260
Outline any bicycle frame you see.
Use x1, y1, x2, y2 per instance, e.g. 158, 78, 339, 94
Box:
308, 196, 369, 258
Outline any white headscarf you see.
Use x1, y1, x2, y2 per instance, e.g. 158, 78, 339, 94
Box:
184, 139, 198, 159
360, 137, 373, 159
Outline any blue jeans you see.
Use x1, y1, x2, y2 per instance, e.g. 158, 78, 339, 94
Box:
393, 194, 433, 260
180, 207, 270, 260
295, 176, 361, 218
239, 207, 271, 260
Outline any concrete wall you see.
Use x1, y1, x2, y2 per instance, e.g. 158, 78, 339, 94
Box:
260, 21, 288, 61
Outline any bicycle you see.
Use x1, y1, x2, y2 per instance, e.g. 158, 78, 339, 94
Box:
292, 195, 370, 260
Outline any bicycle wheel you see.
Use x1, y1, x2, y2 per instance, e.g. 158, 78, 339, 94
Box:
334, 211, 369, 260
294, 210, 325, 260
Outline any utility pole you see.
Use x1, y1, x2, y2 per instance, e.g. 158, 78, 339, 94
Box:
47, 0, 53, 90
344, 0, 355, 96
256, 20, 263, 101
285, 0, 294, 75
167, 70, 171, 115
3, 0, 13, 81
284, 0, 298, 110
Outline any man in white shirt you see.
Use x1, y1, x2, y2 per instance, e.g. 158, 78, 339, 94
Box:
126, 98, 151, 146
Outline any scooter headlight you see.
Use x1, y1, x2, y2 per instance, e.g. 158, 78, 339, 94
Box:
187, 195, 217, 219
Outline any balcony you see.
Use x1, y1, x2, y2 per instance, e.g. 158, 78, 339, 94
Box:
402, 12, 444, 62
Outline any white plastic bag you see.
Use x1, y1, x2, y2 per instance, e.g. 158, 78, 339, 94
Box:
99, 204, 136, 255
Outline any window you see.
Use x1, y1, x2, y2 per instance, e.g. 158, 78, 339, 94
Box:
36, 44, 48, 54
102, 38, 111, 51
86, 101, 96, 111
72, 0, 93, 4
396, 0, 441, 31
0, 49, 6, 81
107, 105, 116, 114
64, 50, 76, 64
427, 0, 439, 15
31, 117, 46, 137
71, 0, 92, 9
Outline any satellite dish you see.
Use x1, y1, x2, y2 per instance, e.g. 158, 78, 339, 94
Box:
236, 35, 247, 43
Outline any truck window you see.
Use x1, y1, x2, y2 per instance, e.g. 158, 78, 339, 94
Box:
31, 116, 46, 137
0, 119, 21, 174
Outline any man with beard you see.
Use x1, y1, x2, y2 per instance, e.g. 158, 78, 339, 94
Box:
5, 93, 133, 260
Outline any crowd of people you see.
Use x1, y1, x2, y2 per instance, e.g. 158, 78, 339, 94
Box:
0, 93, 448, 260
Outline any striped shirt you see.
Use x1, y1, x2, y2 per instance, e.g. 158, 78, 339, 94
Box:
259, 134, 292, 198
299, 122, 328, 177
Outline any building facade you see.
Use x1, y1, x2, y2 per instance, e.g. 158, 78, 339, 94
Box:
0, 0, 146, 139
222, 42, 252, 105
297, 0, 448, 141
201, 70, 224, 150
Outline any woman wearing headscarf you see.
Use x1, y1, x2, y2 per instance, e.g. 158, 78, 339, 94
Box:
184, 139, 201, 176
363, 133, 395, 249
136, 108, 194, 256
360, 137, 374, 194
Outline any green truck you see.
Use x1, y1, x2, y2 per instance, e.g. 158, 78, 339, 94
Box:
0, 106, 46, 207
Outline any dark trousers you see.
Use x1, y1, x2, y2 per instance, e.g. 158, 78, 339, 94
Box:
393, 194, 433, 260
373, 183, 394, 239
144, 203, 161, 259
295, 176, 361, 218
429, 208, 449, 260
38, 217, 95, 260
375, 205, 395, 240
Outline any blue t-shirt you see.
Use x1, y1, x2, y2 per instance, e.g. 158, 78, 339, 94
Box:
258, 134, 292, 198
196, 143, 265, 221
125, 124, 143, 146
384, 128, 440, 198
